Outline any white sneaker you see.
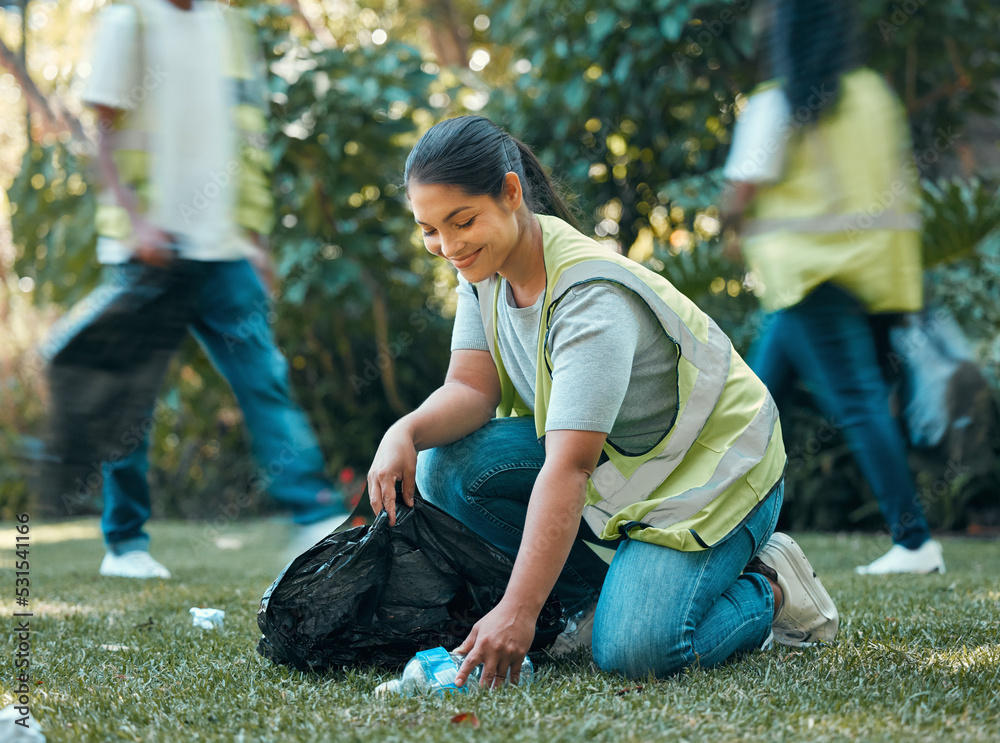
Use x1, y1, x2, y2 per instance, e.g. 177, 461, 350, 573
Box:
855, 539, 945, 575
547, 603, 597, 659
100, 550, 171, 579
757, 533, 839, 647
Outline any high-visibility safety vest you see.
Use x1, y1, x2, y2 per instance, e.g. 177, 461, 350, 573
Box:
475, 215, 786, 551
742, 68, 922, 313
95, 0, 274, 242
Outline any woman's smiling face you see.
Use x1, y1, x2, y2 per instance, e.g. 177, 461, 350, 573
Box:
407, 175, 523, 284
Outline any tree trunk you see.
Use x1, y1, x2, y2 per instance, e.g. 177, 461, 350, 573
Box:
418, 0, 468, 68
0, 36, 88, 145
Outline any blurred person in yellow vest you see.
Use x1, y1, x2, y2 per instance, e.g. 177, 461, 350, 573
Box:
44, 0, 347, 579
723, 0, 943, 575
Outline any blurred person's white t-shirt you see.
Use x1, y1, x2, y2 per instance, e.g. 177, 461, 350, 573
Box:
83, 0, 252, 263
723, 85, 792, 184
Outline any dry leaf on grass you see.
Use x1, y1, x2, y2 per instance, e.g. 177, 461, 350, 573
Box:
450, 712, 480, 728
615, 685, 644, 696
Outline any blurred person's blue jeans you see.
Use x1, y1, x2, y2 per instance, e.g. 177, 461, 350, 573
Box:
101, 259, 339, 554
416, 416, 782, 677
747, 282, 931, 550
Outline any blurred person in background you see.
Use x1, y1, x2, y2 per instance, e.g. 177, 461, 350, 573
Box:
45, 0, 347, 579
722, 0, 944, 574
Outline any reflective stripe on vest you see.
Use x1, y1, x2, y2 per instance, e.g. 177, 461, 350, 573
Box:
635, 392, 777, 530
743, 209, 920, 238
550, 262, 769, 532
476, 253, 778, 535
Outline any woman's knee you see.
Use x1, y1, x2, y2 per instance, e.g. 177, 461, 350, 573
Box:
591, 600, 693, 679
592, 631, 692, 679
415, 447, 456, 506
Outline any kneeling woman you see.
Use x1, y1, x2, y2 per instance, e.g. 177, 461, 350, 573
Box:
367, 116, 838, 686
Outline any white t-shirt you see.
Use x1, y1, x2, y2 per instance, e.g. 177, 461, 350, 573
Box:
723, 85, 792, 184
83, 0, 252, 263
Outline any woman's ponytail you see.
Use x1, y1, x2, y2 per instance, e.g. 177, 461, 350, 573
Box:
511, 138, 579, 229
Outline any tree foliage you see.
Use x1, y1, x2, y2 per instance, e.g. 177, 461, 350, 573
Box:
5, 0, 1000, 528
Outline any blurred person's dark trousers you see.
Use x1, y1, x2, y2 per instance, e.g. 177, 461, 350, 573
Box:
747, 283, 932, 549
45, 259, 339, 555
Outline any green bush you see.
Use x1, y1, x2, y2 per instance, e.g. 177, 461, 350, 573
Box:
5, 1, 1000, 532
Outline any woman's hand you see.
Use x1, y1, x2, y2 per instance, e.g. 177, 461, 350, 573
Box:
367, 421, 418, 526
450, 429, 603, 690
454, 598, 536, 689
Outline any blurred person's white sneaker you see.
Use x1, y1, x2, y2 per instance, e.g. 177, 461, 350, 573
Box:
755, 532, 839, 647
855, 539, 945, 575
100, 550, 171, 579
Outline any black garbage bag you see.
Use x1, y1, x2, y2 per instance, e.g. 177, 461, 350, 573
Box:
256, 493, 565, 671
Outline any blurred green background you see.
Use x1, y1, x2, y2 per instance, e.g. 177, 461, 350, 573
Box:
1, 0, 998, 533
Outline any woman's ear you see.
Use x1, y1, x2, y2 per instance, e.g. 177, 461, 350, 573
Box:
502, 171, 524, 212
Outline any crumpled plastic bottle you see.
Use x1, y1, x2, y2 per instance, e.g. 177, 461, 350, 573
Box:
373, 646, 534, 696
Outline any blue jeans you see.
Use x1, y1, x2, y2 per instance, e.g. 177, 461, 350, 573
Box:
747, 283, 931, 550
416, 417, 782, 678
99, 260, 339, 553
416, 418, 610, 615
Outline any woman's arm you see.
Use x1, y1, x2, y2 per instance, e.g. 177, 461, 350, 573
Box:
367, 348, 501, 525
453, 427, 606, 688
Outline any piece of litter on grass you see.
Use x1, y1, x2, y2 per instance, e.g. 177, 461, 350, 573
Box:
615, 685, 644, 696
100, 644, 133, 652
214, 537, 243, 550
190, 607, 225, 629
133, 617, 155, 631
450, 712, 480, 728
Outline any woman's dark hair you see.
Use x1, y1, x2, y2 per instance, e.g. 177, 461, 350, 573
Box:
404, 116, 578, 228
769, 0, 862, 122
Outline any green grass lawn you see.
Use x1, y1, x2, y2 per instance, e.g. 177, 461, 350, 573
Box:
2, 519, 999, 743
